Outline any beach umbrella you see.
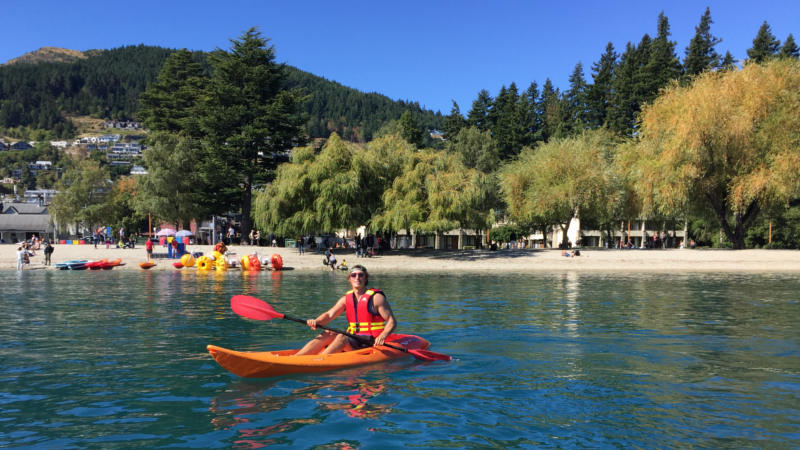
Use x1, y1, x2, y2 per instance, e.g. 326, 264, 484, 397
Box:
156, 228, 176, 237
175, 230, 194, 239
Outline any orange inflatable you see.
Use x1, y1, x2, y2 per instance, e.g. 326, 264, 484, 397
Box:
248, 254, 261, 271
270, 253, 283, 270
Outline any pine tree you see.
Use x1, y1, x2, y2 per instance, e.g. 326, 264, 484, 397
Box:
609, 35, 651, 136
539, 79, 563, 141
643, 13, 682, 105
683, 7, 722, 77
201, 28, 308, 239
138, 49, 206, 137
720, 51, 737, 70
563, 62, 589, 134
747, 21, 781, 64
585, 42, 617, 129
779, 34, 800, 59
492, 83, 525, 160
399, 110, 424, 148
467, 89, 493, 131
442, 101, 468, 141
521, 81, 542, 146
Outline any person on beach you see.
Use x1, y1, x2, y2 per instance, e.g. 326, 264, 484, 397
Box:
44, 241, 54, 265
295, 264, 396, 355
16, 246, 24, 270
145, 237, 153, 261
328, 251, 337, 271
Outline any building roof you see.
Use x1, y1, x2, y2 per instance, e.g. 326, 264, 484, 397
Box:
2, 201, 48, 214
0, 214, 54, 232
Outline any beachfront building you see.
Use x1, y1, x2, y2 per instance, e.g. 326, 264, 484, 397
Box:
0, 200, 55, 244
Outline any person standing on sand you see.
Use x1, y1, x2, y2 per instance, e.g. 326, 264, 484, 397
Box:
145, 237, 153, 261
16, 246, 24, 270
44, 241, 54, 265
295, 265, 396, 355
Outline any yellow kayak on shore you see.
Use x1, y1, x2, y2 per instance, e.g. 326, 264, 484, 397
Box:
207, 334, 430, 378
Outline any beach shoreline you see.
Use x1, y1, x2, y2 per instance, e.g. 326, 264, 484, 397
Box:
4, 243, 800, 273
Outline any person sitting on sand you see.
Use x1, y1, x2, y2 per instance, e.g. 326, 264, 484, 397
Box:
295, 265, 396, 355
337, 259, 348, 271
214, 241, 228, 255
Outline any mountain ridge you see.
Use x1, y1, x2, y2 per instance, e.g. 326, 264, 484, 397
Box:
3, 47, 87, 65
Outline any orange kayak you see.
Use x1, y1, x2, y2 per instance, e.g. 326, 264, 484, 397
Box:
207, 334, 429, 378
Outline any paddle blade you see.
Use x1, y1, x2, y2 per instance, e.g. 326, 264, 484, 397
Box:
231, 295, 284, 321
408, 348, 452, 362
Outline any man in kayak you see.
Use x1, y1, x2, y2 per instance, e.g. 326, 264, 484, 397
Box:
295, 264, 396, 355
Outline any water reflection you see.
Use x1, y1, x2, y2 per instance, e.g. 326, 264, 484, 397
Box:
210, 369, 396, 447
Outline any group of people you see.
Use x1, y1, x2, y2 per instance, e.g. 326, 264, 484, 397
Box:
16, 236, 54, 269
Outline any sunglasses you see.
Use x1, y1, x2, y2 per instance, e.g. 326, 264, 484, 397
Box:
349, 272, 366, 279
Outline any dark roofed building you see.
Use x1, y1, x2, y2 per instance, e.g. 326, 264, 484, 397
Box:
1, 201, 54, 243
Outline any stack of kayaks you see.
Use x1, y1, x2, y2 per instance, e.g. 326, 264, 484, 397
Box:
56, 259, 123, 270
207, 334, 430, 378
54, 260, 88, 270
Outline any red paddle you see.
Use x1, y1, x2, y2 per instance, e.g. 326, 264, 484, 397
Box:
231, 295, 451, 362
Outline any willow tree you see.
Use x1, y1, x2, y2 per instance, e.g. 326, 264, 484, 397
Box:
50, 159, 112, 235
252, 133, 412, 236
624, 59, 800, 249
372, 148, 491, 248
499, 129, 621, 248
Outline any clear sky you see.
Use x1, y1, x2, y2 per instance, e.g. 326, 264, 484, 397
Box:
3, 0, 798, 114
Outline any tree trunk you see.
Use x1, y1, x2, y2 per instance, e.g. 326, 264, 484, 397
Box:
241, 175, 252, 244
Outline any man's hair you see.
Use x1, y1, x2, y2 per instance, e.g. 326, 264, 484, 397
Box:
350, 264, 368, 280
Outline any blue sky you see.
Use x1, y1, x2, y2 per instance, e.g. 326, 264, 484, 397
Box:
3, 0, 798, 114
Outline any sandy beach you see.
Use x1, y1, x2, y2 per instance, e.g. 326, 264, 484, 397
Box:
4, 243, 800, 273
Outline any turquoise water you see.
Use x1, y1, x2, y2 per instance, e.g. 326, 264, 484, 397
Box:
1, 269, 799, 448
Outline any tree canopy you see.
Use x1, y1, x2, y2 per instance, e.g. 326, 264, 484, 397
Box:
499, 129, 621, 247
624, 59, 800, 249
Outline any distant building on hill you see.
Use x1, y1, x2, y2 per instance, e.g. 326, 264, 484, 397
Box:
10, 141, 33, 150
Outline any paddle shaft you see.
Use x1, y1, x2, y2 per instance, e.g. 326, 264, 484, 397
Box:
282, 312, 413, 355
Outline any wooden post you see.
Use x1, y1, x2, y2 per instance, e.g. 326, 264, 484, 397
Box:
769, 220, 772, 244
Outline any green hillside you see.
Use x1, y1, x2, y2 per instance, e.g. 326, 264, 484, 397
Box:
0, 45, 443, 141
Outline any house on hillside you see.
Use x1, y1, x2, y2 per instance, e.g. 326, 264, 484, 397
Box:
10, 141, 33, 150
0, 200, 54, 243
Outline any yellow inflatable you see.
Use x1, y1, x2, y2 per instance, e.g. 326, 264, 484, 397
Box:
180, 253, 195, 267
240, 255, 251, 271
216, 256, 228, 271
196, 255, 212, 270
212, 250, 224, 261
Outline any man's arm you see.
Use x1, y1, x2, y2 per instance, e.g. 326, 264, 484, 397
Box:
372, 293, 396, 346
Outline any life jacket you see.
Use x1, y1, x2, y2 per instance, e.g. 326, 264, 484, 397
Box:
345, 288, 385, 337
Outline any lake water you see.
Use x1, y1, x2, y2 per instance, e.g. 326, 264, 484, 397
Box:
1, 269, 798, 448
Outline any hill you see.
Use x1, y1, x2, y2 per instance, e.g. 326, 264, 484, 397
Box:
0, 45, 443, 142
3, 47, 87, 65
